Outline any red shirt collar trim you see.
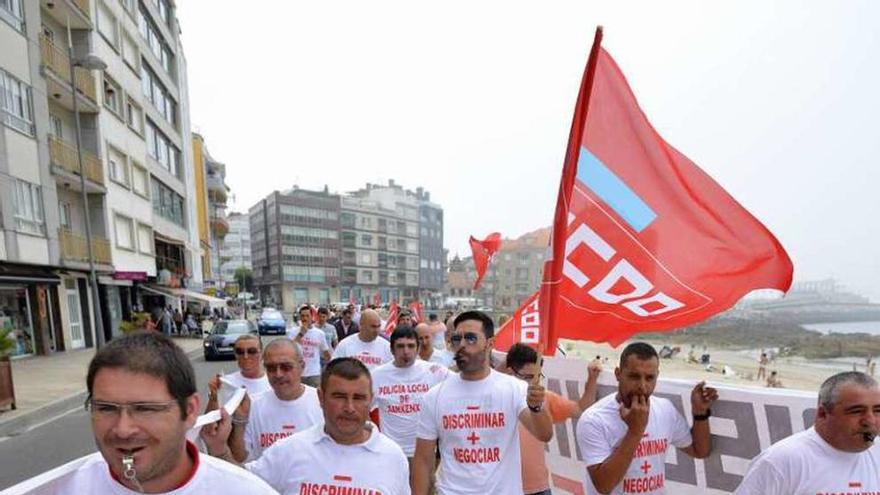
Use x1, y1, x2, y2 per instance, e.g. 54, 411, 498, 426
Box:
108, 440, 200, 490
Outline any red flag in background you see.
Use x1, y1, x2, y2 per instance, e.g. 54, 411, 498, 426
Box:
309, 305, 318, 324
528, 27, 792, 353
469, 233, 502, 290
383, 301, 400, 337
494, 291, 539, 353
408, 300, 423, 324
373, 292, 381, 307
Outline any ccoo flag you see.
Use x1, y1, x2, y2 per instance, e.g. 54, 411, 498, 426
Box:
526, 27, 792, 352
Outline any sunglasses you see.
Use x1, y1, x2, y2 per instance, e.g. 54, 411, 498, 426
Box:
264, 362, 296, 373
450, 332, 481, 346
234, 347, 260, 356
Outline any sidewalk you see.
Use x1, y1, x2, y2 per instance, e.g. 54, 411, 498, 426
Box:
0, 337, 204, 437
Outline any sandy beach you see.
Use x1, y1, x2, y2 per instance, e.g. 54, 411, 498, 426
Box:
563, 339, 874, 392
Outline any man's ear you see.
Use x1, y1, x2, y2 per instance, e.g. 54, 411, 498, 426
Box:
184, 393, 200, 428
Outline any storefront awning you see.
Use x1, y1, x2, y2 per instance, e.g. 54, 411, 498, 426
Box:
141, 285, 176, 298
171, 289, 227, 309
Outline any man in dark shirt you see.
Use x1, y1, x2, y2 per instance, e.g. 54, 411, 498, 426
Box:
333, 307, 359, 342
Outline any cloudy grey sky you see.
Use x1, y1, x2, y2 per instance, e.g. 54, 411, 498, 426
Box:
176, 1, 880, 301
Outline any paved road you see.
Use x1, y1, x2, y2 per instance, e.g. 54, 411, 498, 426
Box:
0, 353, 231, 490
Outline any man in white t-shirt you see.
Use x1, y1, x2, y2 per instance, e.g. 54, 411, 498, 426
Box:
292, 304, 331, 387
205, 334, 271, 413
412, 311, 553, 495
577, 342, 718, 495
333, 308, 393, 369
218, 338, 323, 462
202, 357, 410, 495
415, 322, 453, 367
735, 371, 880, 494
54, 332, 277, 494
372, 325, 450, 460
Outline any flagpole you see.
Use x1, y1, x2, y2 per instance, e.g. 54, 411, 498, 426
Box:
541, 26, 604, 355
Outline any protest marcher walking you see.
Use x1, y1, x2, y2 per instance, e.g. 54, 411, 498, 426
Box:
333, 308, 393, 369
292, 304, 331, 387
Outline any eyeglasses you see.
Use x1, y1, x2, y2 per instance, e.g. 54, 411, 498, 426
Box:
264, 362, 296, 373
85, 399, 177, 421
234, 347, 260, 356
449, 332, 481, 346
512, 369, 545, 382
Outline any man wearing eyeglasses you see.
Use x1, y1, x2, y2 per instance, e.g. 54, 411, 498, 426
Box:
502, 343, 601, 495
205, 334, 271, 413
220, 338, 323, 462
333, 309, 394, 370
56, 332, 277, 494
411, 311, 554, 495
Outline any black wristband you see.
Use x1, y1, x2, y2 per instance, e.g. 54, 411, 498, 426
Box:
693, 409, 711, 421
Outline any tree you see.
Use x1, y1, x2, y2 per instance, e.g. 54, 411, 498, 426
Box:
234, 267, 254, 293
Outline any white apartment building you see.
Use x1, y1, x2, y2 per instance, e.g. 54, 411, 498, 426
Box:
219, 212, 250, 287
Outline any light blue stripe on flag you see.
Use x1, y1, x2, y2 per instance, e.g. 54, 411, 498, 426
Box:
576, 146, 657, 232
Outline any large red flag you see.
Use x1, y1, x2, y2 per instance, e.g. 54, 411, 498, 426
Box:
529, 27, 792, 352
383, 301, 400, 337
469, 233, 502, 290
408, 300, 423, 324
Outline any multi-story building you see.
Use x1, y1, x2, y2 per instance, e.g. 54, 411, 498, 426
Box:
250, 186, 341, 312
191, 132, 230, 293
0, 0, 200, 356
219, 212, 250, 288
250, 180, 444, 312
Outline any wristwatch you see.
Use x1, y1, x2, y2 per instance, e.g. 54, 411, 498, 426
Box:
693, 409, 711, 421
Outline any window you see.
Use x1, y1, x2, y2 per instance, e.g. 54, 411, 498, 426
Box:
145, 119, 179, 177
360, 234, 372, 246
360, 253, 370, 264
140, 64, 176, 126
59, 202, 71, 229
151, 177, 185, 226
126, 98, 143, 134
131, 162, 148, 197
0, 0, 24, 32
121, 31, 139, 71
103, 75, 122, 116
420, 259, 428, 269
49, 114, 63, 138
138, 5, 174, 79
119, 0, 136, 15
107, 145, 129, 186
114, 214, 135, 250
0, 69, 33, 135
13, 180, 44, 235
137, 223, 153, 254
361, 270, 373, 282
97, 2, 119, 48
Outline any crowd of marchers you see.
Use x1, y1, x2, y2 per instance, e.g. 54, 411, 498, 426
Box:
48, 304, 880, 494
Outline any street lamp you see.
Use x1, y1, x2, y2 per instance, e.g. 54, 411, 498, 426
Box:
67, 24, 108, 348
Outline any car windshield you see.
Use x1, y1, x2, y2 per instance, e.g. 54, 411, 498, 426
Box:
262, 311, 283, 320
212, 321, 254, 335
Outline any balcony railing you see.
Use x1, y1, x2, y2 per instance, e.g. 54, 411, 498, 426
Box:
49, 135, 104, 186
39, 34, 97, 103
59, 229, 112, 265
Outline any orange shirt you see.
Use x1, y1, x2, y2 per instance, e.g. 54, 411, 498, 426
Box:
519, 390, 578, 493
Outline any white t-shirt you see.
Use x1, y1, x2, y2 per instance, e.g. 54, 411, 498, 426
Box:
53, 442, 278, 494
371, 360, 450, 456
576, 393, 693, 495
417, 369, 528, 494
243, 386, 323, 461
735, 426, 880, 495
246, 424, 410, 495
223, 370, 272, 399
294, 327, 330, 377
424, 349, 455, 368
332, 334, 393, 369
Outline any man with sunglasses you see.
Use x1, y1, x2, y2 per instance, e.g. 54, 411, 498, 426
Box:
333, 308, 394, 369
503, 343, 602, 495
221, 338, 323, 462
205, 334, 271, 413
54, 331, 277, 494
372, 326, 450, 464
412, 311, 553, 495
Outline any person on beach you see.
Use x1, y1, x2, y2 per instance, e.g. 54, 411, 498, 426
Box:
766, 371, 783, 388
757, 352, 769, 381
576, 342, 718, 495
735, 371, 880, 494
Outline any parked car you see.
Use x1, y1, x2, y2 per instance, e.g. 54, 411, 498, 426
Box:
257, 309, 287, 336
203, 319, 258, 361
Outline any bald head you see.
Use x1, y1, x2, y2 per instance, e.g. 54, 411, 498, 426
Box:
359, 309, 382, 342
415, 323, 432, 360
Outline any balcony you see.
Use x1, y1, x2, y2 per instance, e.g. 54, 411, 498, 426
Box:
40, 0, 92, 29
49, 135, 105, 189
39, 34, 99, 112
211, 216, 230, 239
206, 174, 228, 203
59, 229, 113, 266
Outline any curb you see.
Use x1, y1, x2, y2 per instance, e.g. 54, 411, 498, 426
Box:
0, 345, 203, 438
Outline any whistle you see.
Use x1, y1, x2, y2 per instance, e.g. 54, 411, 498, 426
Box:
122, 455, 137, 481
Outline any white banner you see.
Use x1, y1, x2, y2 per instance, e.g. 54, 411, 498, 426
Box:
541, 356, 818, 494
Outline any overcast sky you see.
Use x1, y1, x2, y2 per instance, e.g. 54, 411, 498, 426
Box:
176, 1, 880, 301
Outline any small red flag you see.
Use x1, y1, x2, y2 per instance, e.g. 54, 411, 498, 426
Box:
469, 233, 502, 290
373, 292, 381, 307
383, 301, 399, 337
408, 300, 423, 324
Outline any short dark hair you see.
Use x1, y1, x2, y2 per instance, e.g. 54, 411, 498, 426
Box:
317, 306, 330, 316
619, 342, 658, 368
320, 357, 372, 391
298, 305, 312, 315
390, 325, 418, 349
342, 308, 352, 316
86, 332, 196, 419
398, 310, 412, 319
506, 343, 538, 371
453, 310, 495, 338
428, 313, 438, 321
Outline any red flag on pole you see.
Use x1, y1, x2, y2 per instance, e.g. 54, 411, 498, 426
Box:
383, 301, 399, 337
408, 300, 423, 324
530, 27, 792, 353
373, 292, 381, 307
469, 233, 502, 290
